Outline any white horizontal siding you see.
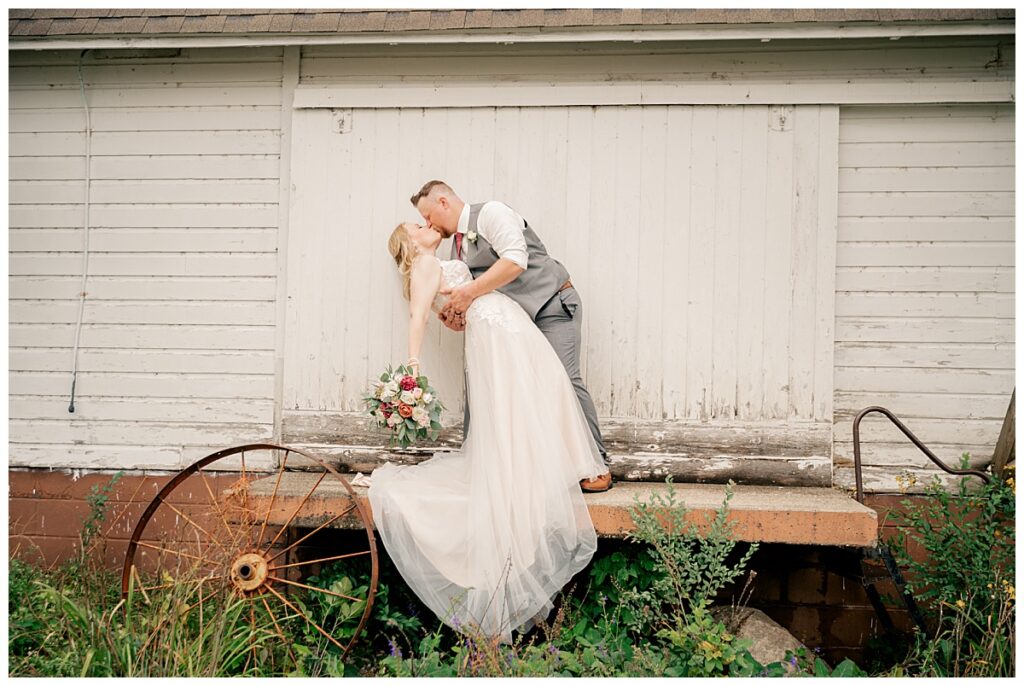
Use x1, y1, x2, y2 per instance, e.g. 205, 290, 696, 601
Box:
8, 48, 285, 470
285, 104, 838, 425
834, 104, 1015, 494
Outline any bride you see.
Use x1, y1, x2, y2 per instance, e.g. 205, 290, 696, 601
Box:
367, 221, 608, 644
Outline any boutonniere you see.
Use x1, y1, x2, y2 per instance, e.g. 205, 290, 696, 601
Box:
466, 230, 478, 243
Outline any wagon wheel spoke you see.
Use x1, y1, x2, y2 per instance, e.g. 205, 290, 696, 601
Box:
265, 470, 327, 553
266, 585, 348, 654
270, 549, 372, 572
196, 465, 250, 553
163, 501, 233, 558
265, 503, 358, 563
260, 594, 298, 666
268, 575, 365, 604
139, 574, 224, 593
255, 449, 289, 551
133, 540, 223, 570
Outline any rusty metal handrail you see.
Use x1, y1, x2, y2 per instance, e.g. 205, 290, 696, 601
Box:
852, 406, 991, 504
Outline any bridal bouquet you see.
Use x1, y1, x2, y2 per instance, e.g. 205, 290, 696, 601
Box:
364, 364, 445, 448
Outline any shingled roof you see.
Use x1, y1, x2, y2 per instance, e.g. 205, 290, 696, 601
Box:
9, 8, 1015, 38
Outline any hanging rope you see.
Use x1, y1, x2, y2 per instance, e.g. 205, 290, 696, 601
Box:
69, 49, 92, 413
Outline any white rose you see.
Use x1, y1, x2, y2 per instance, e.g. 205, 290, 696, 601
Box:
412, 406, 429, 426
412, 387, 423, 399
382, 381, 400, 400
400, 390, 416, 405
386, 413, 401, 428
423, 392, 432, 403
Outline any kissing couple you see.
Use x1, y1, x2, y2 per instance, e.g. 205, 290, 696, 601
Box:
367, 180, 613, 644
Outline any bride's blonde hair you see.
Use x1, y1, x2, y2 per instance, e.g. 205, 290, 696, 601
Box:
387, 223, 417, 300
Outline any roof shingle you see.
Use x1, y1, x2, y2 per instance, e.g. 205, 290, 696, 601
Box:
8, 7, 1014, 39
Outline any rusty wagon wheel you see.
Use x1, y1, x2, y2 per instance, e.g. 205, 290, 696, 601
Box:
120, 443, 378, 672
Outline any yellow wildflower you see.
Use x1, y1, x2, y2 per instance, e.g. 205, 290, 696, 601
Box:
955, 599, 966, 609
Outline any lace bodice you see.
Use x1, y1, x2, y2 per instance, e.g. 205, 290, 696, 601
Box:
434, 258, 522, 334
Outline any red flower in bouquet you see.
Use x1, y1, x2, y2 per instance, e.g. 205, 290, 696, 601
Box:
380, 401, 392, 418
398, 403, 414, 418
399, 375, 418, 392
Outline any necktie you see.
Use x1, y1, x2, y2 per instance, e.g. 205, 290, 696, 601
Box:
455, 231, 464, 260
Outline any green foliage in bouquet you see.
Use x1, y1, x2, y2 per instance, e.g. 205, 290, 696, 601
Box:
364, 364, 445, 449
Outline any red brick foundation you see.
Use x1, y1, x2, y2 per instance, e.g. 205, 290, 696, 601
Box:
7, 468, 929, 666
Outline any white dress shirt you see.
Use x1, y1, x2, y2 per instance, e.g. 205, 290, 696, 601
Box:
456, 201, 529, 270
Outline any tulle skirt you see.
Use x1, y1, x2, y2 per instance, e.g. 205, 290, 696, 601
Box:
368, 290, 606, 643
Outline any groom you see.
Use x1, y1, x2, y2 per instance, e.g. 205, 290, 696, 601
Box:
410, 180, 612, 493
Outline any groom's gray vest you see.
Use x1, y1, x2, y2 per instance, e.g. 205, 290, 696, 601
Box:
453, 202, 570, 320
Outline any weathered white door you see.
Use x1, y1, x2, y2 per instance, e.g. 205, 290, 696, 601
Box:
284, 104, 839, 474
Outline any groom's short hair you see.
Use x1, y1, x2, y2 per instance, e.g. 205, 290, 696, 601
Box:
410, 180, 454, 207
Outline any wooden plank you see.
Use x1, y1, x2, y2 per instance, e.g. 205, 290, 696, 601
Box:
282, 411, 831, 456
9, 107, 281, 133
836, 267, 1014, 292
838, 218, 1014, 242
9, 85, 282, 109
833, 465, 990, 494
9, 130, 281, 157
10, 180, 279, 205
9, 371, 275, 399
813, 105, 840, 421
10, 323, 275, 350
660, 106, 692, 419
835, 416, 1002, 446
839, 141, 1014, 167
9, 275, 277, 301
294, 444, 831, 487
788, 105, 820, 420
834, 391, 1013, 421
9, 203, 279, 228
735, 105, 769, 420
838, 192, 1015, 217
9, 254, 277, 277
8, 443, 275, 471
761, 105, 795, 419
823, 441, 994, 467
585, 106, 617, 415
835, 292, 1014, 318
611, 106, 642, 418
835, 342, 1014, 370
9, 228, 278, 253
9, 61, 282, 87
991, 389, 1015, 476
838, 116, 1015, 143
636, 105, 667, 420
8, 419, 274, 446
293, 79, 1012, 108
10, 396, 275, 424
684, 106, 718, 420
834, 367, 1014, 394
9, 300, 275, 326
711, 105, 742, 420
838, 166, 1015, 193
564, 105, 595, 404
839, 103, 1013, 120
836, 316, 1015, 343
9, 46, 285, 67
11, 348, 274, 375
9, 155, 281, 181
836, 242, 1015, 267
300, 45, 1007, 80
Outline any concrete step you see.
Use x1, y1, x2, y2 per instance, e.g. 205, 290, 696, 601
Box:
243, 473, 877, 548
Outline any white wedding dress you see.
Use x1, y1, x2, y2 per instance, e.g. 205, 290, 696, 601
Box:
368, 257, 607, 643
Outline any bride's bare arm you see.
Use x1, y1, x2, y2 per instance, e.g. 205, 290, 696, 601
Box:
407, 256, 442, 366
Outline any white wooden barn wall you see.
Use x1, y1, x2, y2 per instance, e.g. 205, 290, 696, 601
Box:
833, 104, 1015, 493
9, 48, 286, 469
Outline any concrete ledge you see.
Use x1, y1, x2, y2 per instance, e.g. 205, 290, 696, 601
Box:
243, 474, 877, 548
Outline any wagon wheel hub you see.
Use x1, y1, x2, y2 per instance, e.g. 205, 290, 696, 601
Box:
231, 552, 270, 592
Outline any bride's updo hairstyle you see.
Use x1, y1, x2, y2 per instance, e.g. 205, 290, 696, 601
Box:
387, 223, 416, 300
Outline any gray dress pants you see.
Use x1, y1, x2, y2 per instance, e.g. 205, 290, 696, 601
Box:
462, 286, 609, 467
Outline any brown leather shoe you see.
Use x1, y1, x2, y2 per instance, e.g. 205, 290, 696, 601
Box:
580, 471, 613, 493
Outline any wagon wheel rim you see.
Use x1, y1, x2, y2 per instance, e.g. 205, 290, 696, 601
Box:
120, 443, 378, 669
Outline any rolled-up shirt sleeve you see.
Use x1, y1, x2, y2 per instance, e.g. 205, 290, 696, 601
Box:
477, 201, 529, 270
